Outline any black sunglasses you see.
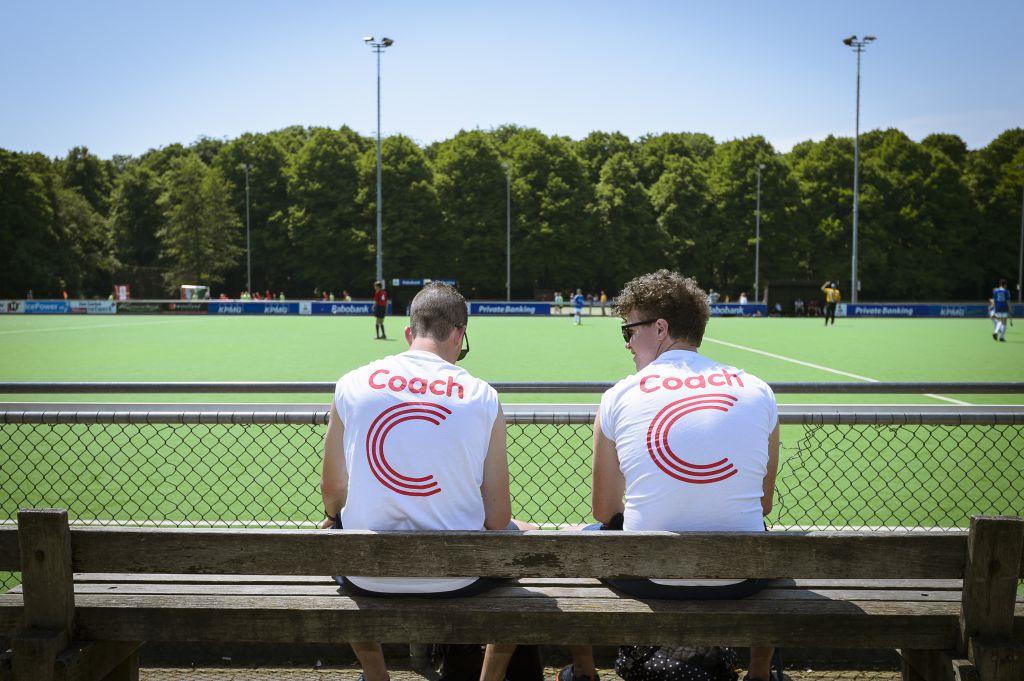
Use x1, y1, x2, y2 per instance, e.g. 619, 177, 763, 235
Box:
457, 329, 470, 361
621, 318, 658, 343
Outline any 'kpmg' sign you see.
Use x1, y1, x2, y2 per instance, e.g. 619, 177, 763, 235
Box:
469, 302, 552, 315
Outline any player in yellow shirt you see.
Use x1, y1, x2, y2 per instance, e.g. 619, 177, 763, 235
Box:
821, 281, 840, 326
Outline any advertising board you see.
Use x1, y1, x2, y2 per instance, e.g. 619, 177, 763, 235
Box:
839, 303, 1024, 318
311, 302, 375, 315
469, 302, 552, 315
0, 300, 25, 314
710, 303, 767, 316
207, 302, 299, 315
24, 300, 70, 314
70, 300, 117, 314
162, 301, 207, 314
117, 301, 163, 314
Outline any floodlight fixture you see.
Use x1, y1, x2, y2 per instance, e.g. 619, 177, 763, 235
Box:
864, 35, 876, 42
843, 35, 856, 46
363, 35, 374, 43
381, 37, 394, 47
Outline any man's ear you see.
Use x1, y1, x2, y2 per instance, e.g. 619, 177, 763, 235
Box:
404, 326, 413, 345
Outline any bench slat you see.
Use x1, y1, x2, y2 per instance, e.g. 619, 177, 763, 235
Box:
60, 528, 974, 579
10, 591, 965, 649
19, 582, 974, 602
65, 574, 969, 591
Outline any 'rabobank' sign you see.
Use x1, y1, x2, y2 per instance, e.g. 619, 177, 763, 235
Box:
469, 302, 551, 315
312, 302, 375, 315
710, 304, 766, 316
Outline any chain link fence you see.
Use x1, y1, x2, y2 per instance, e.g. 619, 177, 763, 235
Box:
3, 409, 1023, 592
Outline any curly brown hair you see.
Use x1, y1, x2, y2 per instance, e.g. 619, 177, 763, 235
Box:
614, 270, 710, 346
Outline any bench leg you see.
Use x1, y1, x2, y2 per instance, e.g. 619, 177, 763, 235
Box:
11, 629, 66, 681
99, 649, 139, 681
901, 649, 980, 681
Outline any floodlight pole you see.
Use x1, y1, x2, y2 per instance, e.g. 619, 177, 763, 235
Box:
755, 163, 764, 303
845, 35, 875, 304
505, 163, 511, 301
366, 37, 394, 284
243, 163, 251, 295
1018, 176, 1023, 303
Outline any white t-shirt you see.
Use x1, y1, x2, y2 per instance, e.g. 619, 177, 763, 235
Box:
333, 349, 500, 593
598, 350, 778, 585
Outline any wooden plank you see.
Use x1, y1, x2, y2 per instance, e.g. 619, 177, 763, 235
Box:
0, 596, 23, 635
18, 510, 74, 632
958, 516, 1024, 653
11, 629, 66, 681
98, 648, 137, 681
0, 528, 18, 571
53, 642, 140, 681
62, 592, 960, 648
61, 582, 969, 602
65, 528, 970, 579
967, 637, 1023, 681
900, 649, 977, 681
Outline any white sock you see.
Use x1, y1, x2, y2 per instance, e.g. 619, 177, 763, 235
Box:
998, 321, 1006, 339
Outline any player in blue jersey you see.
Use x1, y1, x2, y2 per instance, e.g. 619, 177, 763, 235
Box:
989, 279, 1012, 342
572, 289, 585, 326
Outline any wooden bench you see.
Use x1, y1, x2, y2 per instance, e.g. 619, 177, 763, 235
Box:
1, 509, 1022, 681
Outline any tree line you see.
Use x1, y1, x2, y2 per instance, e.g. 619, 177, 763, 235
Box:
2, 125, 1022, 301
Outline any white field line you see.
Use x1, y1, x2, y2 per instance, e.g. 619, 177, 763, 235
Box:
0, 319, 192, 337
702, 337, 971, 406
0, 518, 962, 532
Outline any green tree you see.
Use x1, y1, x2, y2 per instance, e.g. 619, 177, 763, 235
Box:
59, 146, 111, 216
594, 152, 668, 286
575, 131, 633, 186
649, 155, 710, 276
432, 130, 508, 296
288, 128, 370, 294
108, 163, 166, 297
55, 187, 117, 296
358, 135, 443, 286
500, 128, 596, 291
158, 155, 242, 292
703, 136, 790, 292
636, 132, 716, 187
964, 128, 1024, 298
0, 150, 61, 296
213, 133, 292, 294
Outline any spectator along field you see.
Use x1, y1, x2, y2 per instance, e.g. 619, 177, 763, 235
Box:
0, 314, 1021, 559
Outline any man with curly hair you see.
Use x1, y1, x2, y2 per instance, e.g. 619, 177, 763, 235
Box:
575, 270, 779, 681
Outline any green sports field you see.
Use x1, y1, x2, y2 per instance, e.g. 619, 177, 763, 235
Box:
1, 314, 1023, 403
1, 314, 1022, 546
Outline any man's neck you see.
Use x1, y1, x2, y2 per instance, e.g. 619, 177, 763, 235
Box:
657, 338, 698, 358
408, 337, 454, 363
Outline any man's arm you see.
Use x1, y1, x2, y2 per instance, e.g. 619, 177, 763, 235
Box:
591, 413, 625, 524
762, 423, 781, 517
480, 409, 512, 530
320, 401, 349, 529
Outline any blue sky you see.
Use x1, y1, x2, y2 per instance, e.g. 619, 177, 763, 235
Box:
1, 1, 1021, 158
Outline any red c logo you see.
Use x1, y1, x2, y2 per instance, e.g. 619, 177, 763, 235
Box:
365, 401, 451, 496
646, 393, 738, 484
